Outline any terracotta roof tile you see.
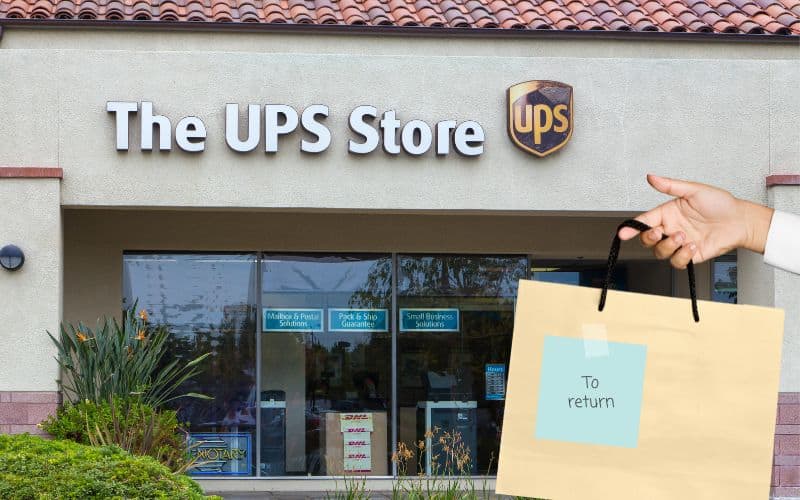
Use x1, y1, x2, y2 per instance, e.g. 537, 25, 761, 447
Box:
416, 7, 445, 25
781, 0, 800, 16
0, 0, 797, 35
750, 8, 775, 19
711, 17, 738, 29
616, 1, 642, 15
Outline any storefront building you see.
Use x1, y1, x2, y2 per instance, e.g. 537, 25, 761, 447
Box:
1, 2, 799, 496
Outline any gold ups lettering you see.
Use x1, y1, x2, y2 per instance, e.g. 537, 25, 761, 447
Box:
507, 81, 573, 157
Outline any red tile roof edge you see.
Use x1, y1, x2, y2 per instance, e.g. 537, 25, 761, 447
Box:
0, 0, 797, 37
0, 18, 798, 41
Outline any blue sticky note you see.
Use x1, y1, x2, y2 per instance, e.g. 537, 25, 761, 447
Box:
535, 335, 647, 448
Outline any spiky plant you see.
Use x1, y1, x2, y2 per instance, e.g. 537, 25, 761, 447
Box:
49, 303, 211, 409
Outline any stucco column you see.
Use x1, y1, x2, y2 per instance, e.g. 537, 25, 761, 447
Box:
0, 167, 63, 435
768, 177, 800, 500
737, 175, 800, 499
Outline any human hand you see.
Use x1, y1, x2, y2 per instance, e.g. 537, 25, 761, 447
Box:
618, 174, 774, 269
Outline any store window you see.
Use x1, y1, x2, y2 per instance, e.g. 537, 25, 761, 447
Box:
396, 255, 527, 476
261, 254, 392, 476
123, 252, 530, 478
122, 253, 689, 478
532, 260, 672, 297
123, 253, 258, 476
712, 253, 737, 303
532, 262, 625, 289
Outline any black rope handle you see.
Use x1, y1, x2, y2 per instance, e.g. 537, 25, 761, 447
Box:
598, 219, 700, 323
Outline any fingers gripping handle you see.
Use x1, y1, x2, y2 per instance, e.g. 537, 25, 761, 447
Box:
598, 219, 700, 323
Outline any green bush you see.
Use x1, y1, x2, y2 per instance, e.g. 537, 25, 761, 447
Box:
0, 434, 218, 500
40, 399, 111, 444
41, 398, 192, 473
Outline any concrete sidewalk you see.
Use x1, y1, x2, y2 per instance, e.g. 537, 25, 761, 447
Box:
209, 493, 392, 500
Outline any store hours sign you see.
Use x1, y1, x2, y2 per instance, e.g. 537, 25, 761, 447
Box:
107, 101, 485, 157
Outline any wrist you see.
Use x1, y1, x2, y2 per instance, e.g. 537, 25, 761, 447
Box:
741, 200, 774, 254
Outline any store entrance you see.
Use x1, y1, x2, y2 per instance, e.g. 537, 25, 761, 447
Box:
259, 254, 392, 476
120, 249, 694, 478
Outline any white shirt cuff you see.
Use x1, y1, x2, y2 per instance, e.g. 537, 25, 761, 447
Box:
763, 210, 800, 275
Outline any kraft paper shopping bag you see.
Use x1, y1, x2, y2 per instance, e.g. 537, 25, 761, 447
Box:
496, 223, 784, 500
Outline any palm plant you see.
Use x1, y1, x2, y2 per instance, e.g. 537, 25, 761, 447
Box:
49, 303, 211, 409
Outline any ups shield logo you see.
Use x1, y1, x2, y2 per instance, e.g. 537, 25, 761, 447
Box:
508, 81, 573, 157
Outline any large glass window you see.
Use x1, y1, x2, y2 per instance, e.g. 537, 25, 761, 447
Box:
260, 254, 392, 476
396, 255, 527, 476
123, 253, 258, 476
124, 252, 684, 479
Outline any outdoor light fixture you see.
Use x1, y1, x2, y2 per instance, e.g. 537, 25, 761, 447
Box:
0, 245, 25, 271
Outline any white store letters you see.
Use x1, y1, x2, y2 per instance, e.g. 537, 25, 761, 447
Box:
107, 101, 484, 157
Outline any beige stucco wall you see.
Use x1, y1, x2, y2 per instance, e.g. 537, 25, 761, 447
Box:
0, 28, 797, 213
769, 186, 800, 392
0, 27, 796, 391
768, 63, 800, 176
0, 178, 62, 392
738, 184, 800, 392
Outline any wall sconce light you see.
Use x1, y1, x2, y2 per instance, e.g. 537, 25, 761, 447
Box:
0, 245, 25, 271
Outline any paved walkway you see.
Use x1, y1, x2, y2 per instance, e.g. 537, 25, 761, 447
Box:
212, 493, 393, 499
213, 493, 514, 499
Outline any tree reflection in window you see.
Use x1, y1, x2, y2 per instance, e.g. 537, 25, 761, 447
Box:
123, 253, 258, 464
395, 255, 528, 476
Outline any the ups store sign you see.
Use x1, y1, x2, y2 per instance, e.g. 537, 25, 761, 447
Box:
508, 80, 574, 157
106, 80, 574, 158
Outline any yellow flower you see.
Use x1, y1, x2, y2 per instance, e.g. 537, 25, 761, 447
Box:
135, 329, 146, 341
138, 309, 148, 321
76, 331, 88, 342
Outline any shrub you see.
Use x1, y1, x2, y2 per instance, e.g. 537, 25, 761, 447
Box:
41, 398, 193, 473
40, 399, 111, 445
49, 304, 211, 408
0, 434, 218, 500
389, 427, 535, 500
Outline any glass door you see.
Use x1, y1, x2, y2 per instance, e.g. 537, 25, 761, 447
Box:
259, 254, 393, 476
